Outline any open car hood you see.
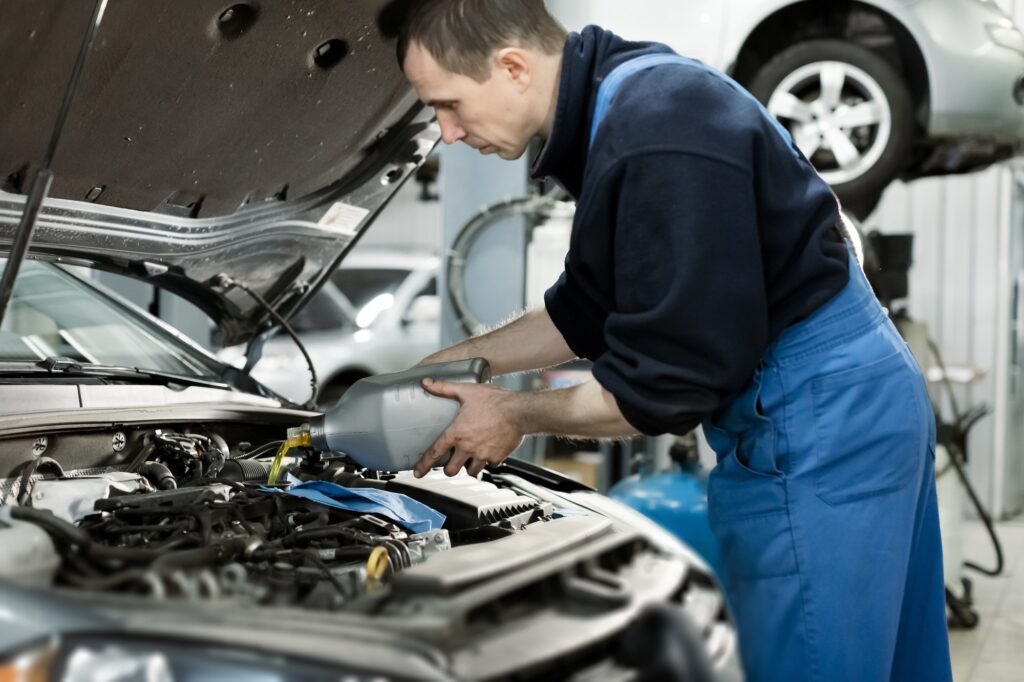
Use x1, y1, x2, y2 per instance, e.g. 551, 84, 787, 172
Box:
0, 0, 436, 346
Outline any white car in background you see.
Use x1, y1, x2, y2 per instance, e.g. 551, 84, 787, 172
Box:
219, 251, 441, 406
551, 0, 1024, 217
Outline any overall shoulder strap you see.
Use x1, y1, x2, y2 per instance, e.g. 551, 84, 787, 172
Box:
588, 53, 796, 155
590, 54, 689, 150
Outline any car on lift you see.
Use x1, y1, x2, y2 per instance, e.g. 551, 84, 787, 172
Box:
218, 250, 442, 407
552, 0, 1024, 217
0, 2, 741, 680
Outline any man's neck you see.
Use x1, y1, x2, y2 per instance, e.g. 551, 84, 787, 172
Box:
538, 52, 564, 139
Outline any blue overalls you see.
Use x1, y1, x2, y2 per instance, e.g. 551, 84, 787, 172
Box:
591, 55, 952, 681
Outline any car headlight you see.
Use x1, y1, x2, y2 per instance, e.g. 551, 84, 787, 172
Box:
0, 637, 388, 682
355, 294, 394, 328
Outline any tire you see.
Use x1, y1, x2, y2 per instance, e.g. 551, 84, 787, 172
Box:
748, 39, 914, 219
317, 374, 367, 409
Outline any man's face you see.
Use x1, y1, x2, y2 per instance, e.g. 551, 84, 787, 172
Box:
403, 41, 536, 160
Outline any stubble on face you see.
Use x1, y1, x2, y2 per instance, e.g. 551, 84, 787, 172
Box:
405, 42, 536, 159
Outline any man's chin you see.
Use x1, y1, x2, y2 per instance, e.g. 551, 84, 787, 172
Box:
496, 147, 526, 161
472, 144, 525, 160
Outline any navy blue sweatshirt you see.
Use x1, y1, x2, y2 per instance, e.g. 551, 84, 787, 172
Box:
537, 26, 849, 436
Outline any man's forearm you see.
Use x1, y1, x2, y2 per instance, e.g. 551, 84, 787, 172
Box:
510, 380, 639, 439
422, 307, 575, 375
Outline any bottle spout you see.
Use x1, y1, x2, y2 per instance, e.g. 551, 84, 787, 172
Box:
286, 424, 313, 449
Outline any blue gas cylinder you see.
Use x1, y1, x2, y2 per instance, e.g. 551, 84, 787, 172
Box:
610, 442, 723, 579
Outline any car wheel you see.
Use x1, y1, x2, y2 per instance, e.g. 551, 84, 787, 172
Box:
317, 374, 367, 409
748, 39, 914, 219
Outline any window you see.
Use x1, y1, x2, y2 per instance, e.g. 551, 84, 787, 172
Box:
0, 260, 215, 377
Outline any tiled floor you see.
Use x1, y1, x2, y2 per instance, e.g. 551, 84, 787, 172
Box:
949, 520, 1024, 682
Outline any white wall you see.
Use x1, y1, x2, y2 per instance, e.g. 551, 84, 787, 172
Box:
870, 164, 1024, 519
547, 0, 726, 64
354, 168, 442, 254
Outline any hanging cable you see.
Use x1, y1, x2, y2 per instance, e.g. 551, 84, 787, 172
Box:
214, 275, 318, 409
927, 337, 1004, 577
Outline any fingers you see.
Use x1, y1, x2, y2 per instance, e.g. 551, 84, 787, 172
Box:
414, 430, 455, 478
419, 450, 496, 478
444, 448, 474, 477
421, 378, 463, 401
466, 458, 487, 477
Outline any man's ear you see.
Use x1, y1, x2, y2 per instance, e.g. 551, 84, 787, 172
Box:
495, 47, 532, 92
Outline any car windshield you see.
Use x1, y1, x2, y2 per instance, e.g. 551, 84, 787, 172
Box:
0, 259, 217, 378
331, 268, 409, 309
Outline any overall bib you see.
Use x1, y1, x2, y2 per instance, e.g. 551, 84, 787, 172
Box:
591, 54, 952, 681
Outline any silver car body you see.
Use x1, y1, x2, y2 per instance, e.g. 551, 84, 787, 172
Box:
556, 0, 1024, 140
551, 0, 1024, 198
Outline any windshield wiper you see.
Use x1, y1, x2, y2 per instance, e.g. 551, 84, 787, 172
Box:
32, 356, 230, 390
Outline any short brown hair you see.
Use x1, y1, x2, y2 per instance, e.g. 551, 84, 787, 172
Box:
398, 0, 567, 82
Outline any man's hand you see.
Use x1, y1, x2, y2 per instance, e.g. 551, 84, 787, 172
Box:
414, 379, 525, 478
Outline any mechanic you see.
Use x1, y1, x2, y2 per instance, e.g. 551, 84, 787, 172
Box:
396, 1, 951, 679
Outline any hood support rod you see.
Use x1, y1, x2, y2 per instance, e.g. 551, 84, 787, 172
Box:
0, 0, 109, 329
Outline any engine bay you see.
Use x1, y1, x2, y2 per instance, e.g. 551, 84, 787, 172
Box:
0, 422, 555, 610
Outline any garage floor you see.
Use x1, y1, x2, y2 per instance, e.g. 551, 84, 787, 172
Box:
950, 519, 1024, 682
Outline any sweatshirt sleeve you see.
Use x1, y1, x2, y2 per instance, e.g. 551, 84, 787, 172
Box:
591, 151, 770, 435
544, 268, 608, 362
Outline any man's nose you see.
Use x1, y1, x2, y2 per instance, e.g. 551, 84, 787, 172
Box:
437, 112, 466, 145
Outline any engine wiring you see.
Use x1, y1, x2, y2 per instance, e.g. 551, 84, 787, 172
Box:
0, 422, 554, 613
11, 481, 423, 608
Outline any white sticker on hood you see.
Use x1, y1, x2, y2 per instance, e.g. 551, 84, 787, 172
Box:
317, 202, 370, 236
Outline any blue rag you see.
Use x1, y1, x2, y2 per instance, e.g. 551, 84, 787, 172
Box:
262, 479, 445, 533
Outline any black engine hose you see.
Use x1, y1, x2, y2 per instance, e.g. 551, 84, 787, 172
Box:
8, 507, 202, 564
9, 506, 92, 546
150, 539, 247, 571
140, 461, 177, 490
90, 537, 203, 564
219, 459, 271, 483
